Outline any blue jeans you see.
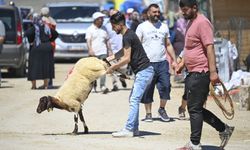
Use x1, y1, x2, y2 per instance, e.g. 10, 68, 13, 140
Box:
125, 66, 154, 131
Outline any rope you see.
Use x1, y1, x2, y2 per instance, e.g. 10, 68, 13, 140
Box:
209, 80, 235, 120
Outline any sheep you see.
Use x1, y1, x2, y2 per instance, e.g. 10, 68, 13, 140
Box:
36, 57, 108, 134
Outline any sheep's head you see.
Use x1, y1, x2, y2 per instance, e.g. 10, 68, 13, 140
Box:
36, 96, 53, 113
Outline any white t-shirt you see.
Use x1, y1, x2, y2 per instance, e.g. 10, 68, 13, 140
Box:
104, 21, 122, 54
85, 24, 109, 56
136, 20, 170, 62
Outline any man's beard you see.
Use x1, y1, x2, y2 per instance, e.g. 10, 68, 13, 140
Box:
149, 15, 159, 23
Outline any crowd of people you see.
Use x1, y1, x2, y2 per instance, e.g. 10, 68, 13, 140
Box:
1, 0, 235, 149
98, 0, 234, 150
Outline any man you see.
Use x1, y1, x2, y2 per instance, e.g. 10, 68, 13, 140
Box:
102, 9, 127, 91
176, 0, 234, 149
85, 12, 110, 94
136, 4, 177, 122
106, 11, 154, 137
0, 20, 5, 87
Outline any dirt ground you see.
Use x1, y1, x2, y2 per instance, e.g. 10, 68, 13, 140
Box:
0, 62, 250, 150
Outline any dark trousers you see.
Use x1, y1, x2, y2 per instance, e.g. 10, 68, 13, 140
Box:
186, 72, 225, 145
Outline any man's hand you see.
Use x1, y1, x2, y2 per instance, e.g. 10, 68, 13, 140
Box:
210, 71, 220, 85
106, 67, 114, 74
88, 49, 95, 56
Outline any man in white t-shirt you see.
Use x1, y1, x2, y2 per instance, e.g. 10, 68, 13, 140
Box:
85, 12, 110, 94
0, 20, 6, 87
136, 4, 177, 122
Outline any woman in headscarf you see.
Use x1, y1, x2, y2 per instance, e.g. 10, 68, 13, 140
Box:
25, 14, 58, 89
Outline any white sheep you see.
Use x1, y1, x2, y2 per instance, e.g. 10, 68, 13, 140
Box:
36, 57, 108, 134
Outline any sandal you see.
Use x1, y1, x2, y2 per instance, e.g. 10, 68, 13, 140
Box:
38, 85, 48, 89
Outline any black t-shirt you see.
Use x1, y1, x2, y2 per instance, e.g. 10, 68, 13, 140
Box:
123, 29, 150, 74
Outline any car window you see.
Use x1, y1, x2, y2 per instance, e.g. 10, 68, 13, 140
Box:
20, 7, 32, 19
49, 6, 99, 23
0, 9, 16, 43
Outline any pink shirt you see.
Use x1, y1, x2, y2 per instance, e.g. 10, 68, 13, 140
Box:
184, 14, 214, 73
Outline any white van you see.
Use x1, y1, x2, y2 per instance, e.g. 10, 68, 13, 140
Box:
46, 2, 100, 60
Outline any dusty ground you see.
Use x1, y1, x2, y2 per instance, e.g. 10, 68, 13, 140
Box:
0, 62, 250, 150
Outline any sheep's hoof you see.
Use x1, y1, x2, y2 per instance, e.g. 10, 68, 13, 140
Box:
72, 126, 78, 134
84, 126, 89, 134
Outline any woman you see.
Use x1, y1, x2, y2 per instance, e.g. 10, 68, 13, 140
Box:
25, 14, 58, 89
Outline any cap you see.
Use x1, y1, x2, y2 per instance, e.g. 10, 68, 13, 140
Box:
92, 12, 106, 20
41, 7, 49, 16
126, 8, 134, 14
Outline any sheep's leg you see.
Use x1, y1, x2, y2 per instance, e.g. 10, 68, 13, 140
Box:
93, 80, 97, 92
79, 108, 89, 134
72, 113, 78, 134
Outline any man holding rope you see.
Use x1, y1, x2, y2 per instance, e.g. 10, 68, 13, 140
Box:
176, 0, 234, 149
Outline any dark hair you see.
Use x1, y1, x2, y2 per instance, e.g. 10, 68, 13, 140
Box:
148, 3, 159, 11
110, 11, 125, 25
142, 8, 148, 14
179, 0, 197, 8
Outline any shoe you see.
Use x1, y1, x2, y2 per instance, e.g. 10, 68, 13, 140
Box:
101, 86, 109, 94
143, 113, 153, 122
177, 141, 202, 150
134, 129, 140, 136
158, 108, 170, 122
112, 129, 134, 138
37, 85, 48, 89
119, 77, 127, 88
219, 124, 235, 149
112, 85, 119, 91
178, 106, 186, 120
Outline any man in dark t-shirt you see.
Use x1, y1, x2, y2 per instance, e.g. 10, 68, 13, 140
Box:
106, 11, 155, 138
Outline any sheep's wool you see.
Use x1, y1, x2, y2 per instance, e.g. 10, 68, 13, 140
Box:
55, 57, 108, 112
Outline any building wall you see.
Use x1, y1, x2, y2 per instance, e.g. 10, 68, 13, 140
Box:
212, 0, 250, 68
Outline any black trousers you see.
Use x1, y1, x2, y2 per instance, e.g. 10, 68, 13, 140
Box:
186, 72, 225, 145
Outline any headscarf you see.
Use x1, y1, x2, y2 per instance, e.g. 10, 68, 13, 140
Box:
32, 13, 51, 47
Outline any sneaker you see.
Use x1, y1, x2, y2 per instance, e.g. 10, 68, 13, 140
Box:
219, 124, 235, 149
177, 141, 202, 150
101, 86, 109, 94
112, 129, 134, 138
134, 129, 140, 136
178, 106, 186, 120
158, 108, 170, 122
143, 113, 153, 122
111, 85, 119, 91
119, 77, 127, 88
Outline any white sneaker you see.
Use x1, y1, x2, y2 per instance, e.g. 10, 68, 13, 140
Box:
177, 141, 202, 150
112, 129, 133, 138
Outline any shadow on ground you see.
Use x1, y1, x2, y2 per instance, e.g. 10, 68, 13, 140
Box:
202, 145, 221, 150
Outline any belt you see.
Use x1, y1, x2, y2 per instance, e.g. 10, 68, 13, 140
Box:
188, 71, 209, 77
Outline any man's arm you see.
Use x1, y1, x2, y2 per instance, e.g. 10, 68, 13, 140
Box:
207, 44, 220, 84
86, 38, 94, 56
106, 47, 131, 74
166, 37, 177, 65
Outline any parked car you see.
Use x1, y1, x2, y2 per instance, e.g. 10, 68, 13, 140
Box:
0, 5, 28, 77
46, 2, 100, 60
